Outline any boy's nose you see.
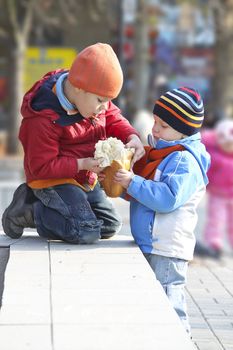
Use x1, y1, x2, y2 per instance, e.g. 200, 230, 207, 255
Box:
152, 125, 159, 134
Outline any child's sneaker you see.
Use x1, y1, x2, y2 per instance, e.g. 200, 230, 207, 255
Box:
194, 241, 222, 259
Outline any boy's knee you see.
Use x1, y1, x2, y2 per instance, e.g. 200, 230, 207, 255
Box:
70, 219, 103, 244
35, 206, 103, 244
100, 219, 122, 239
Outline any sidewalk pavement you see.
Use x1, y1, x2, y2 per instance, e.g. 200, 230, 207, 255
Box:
187, 254, 233, 350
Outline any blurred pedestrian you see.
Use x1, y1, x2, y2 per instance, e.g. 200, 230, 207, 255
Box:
132, 109, 154, 145
201, 119, 233, 257
1, 43, 144, 244
114, 87, 210, 334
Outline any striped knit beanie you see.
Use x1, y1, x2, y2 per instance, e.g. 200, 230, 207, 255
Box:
153, 87, 204, 136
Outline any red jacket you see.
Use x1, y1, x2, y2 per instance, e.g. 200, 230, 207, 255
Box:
19, 70, 138, 189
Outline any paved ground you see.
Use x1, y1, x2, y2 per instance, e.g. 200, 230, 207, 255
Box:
112, 197, 233, 350
0, 187, 232, 349
188, 255, 233, 350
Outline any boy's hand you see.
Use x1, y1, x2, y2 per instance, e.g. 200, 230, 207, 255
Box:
77, 158, 104, 174
125, 134, 145, 168
114, 169, 134, 189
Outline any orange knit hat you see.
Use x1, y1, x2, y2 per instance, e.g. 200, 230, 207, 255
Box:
68, 43, 123, 99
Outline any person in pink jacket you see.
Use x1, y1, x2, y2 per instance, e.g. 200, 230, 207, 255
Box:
201, 119, 233, 257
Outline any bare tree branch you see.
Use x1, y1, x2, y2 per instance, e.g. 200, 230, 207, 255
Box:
57, 0, 80, 25
0, 28, 8, 39
6, 0, 21, 42
34, 0, 60, 28
22, 0, 36, 40
86, 0, 107, 22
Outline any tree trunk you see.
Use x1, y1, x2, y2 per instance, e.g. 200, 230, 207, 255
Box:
222, 0, 233, 119
132, 0, 150, 112
211, 0, 233, 120
7, 41, 25, 154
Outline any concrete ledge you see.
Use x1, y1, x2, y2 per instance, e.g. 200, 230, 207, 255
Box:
0, 232, 195, 350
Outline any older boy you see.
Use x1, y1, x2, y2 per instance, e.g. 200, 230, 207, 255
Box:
2, 43, 144, 244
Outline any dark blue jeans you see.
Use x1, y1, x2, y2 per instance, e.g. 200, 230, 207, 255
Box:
32, 183, 122, 244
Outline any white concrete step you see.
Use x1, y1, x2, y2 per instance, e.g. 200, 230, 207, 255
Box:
0, 232, 195, 350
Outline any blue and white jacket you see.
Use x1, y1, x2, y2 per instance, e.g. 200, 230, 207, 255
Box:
127, 133, 210, 261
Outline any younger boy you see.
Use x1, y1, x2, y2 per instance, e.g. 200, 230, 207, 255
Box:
2, 42, 144, 244
114, 87, 210, 333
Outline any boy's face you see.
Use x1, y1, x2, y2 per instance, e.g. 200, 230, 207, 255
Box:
152, 115, 184, 141
219, 141, 233, 154
73, 89, 111, 119
217, 127, 233, 153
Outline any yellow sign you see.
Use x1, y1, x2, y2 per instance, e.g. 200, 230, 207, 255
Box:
23, 47, 77, 92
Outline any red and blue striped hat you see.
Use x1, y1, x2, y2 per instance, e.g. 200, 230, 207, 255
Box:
153, 87, 204, 136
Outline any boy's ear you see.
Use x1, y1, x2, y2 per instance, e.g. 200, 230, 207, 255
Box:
74, 87, 82, 93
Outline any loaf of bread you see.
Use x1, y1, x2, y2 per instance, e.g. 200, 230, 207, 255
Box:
94, 138, 134, 197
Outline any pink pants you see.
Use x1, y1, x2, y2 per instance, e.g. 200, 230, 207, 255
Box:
204, 193, 233, 250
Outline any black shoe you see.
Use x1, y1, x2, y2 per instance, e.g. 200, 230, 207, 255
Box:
100, 233, 115, 239
2, 183, 36, 239
194, 241, 222, 259
209, 248, 222, 259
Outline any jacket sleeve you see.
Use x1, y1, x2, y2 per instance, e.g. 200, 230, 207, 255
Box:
105, 101, 139, 143
127, 151, 202, 213
19, 117, 78, 179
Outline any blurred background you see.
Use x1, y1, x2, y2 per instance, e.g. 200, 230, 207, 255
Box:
0, 0, 232, 256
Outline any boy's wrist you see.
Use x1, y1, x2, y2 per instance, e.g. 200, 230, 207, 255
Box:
128, 174, 135, 185
77, 158, 84, 171
125, 173, 135, 189
127, 134, 139, 142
